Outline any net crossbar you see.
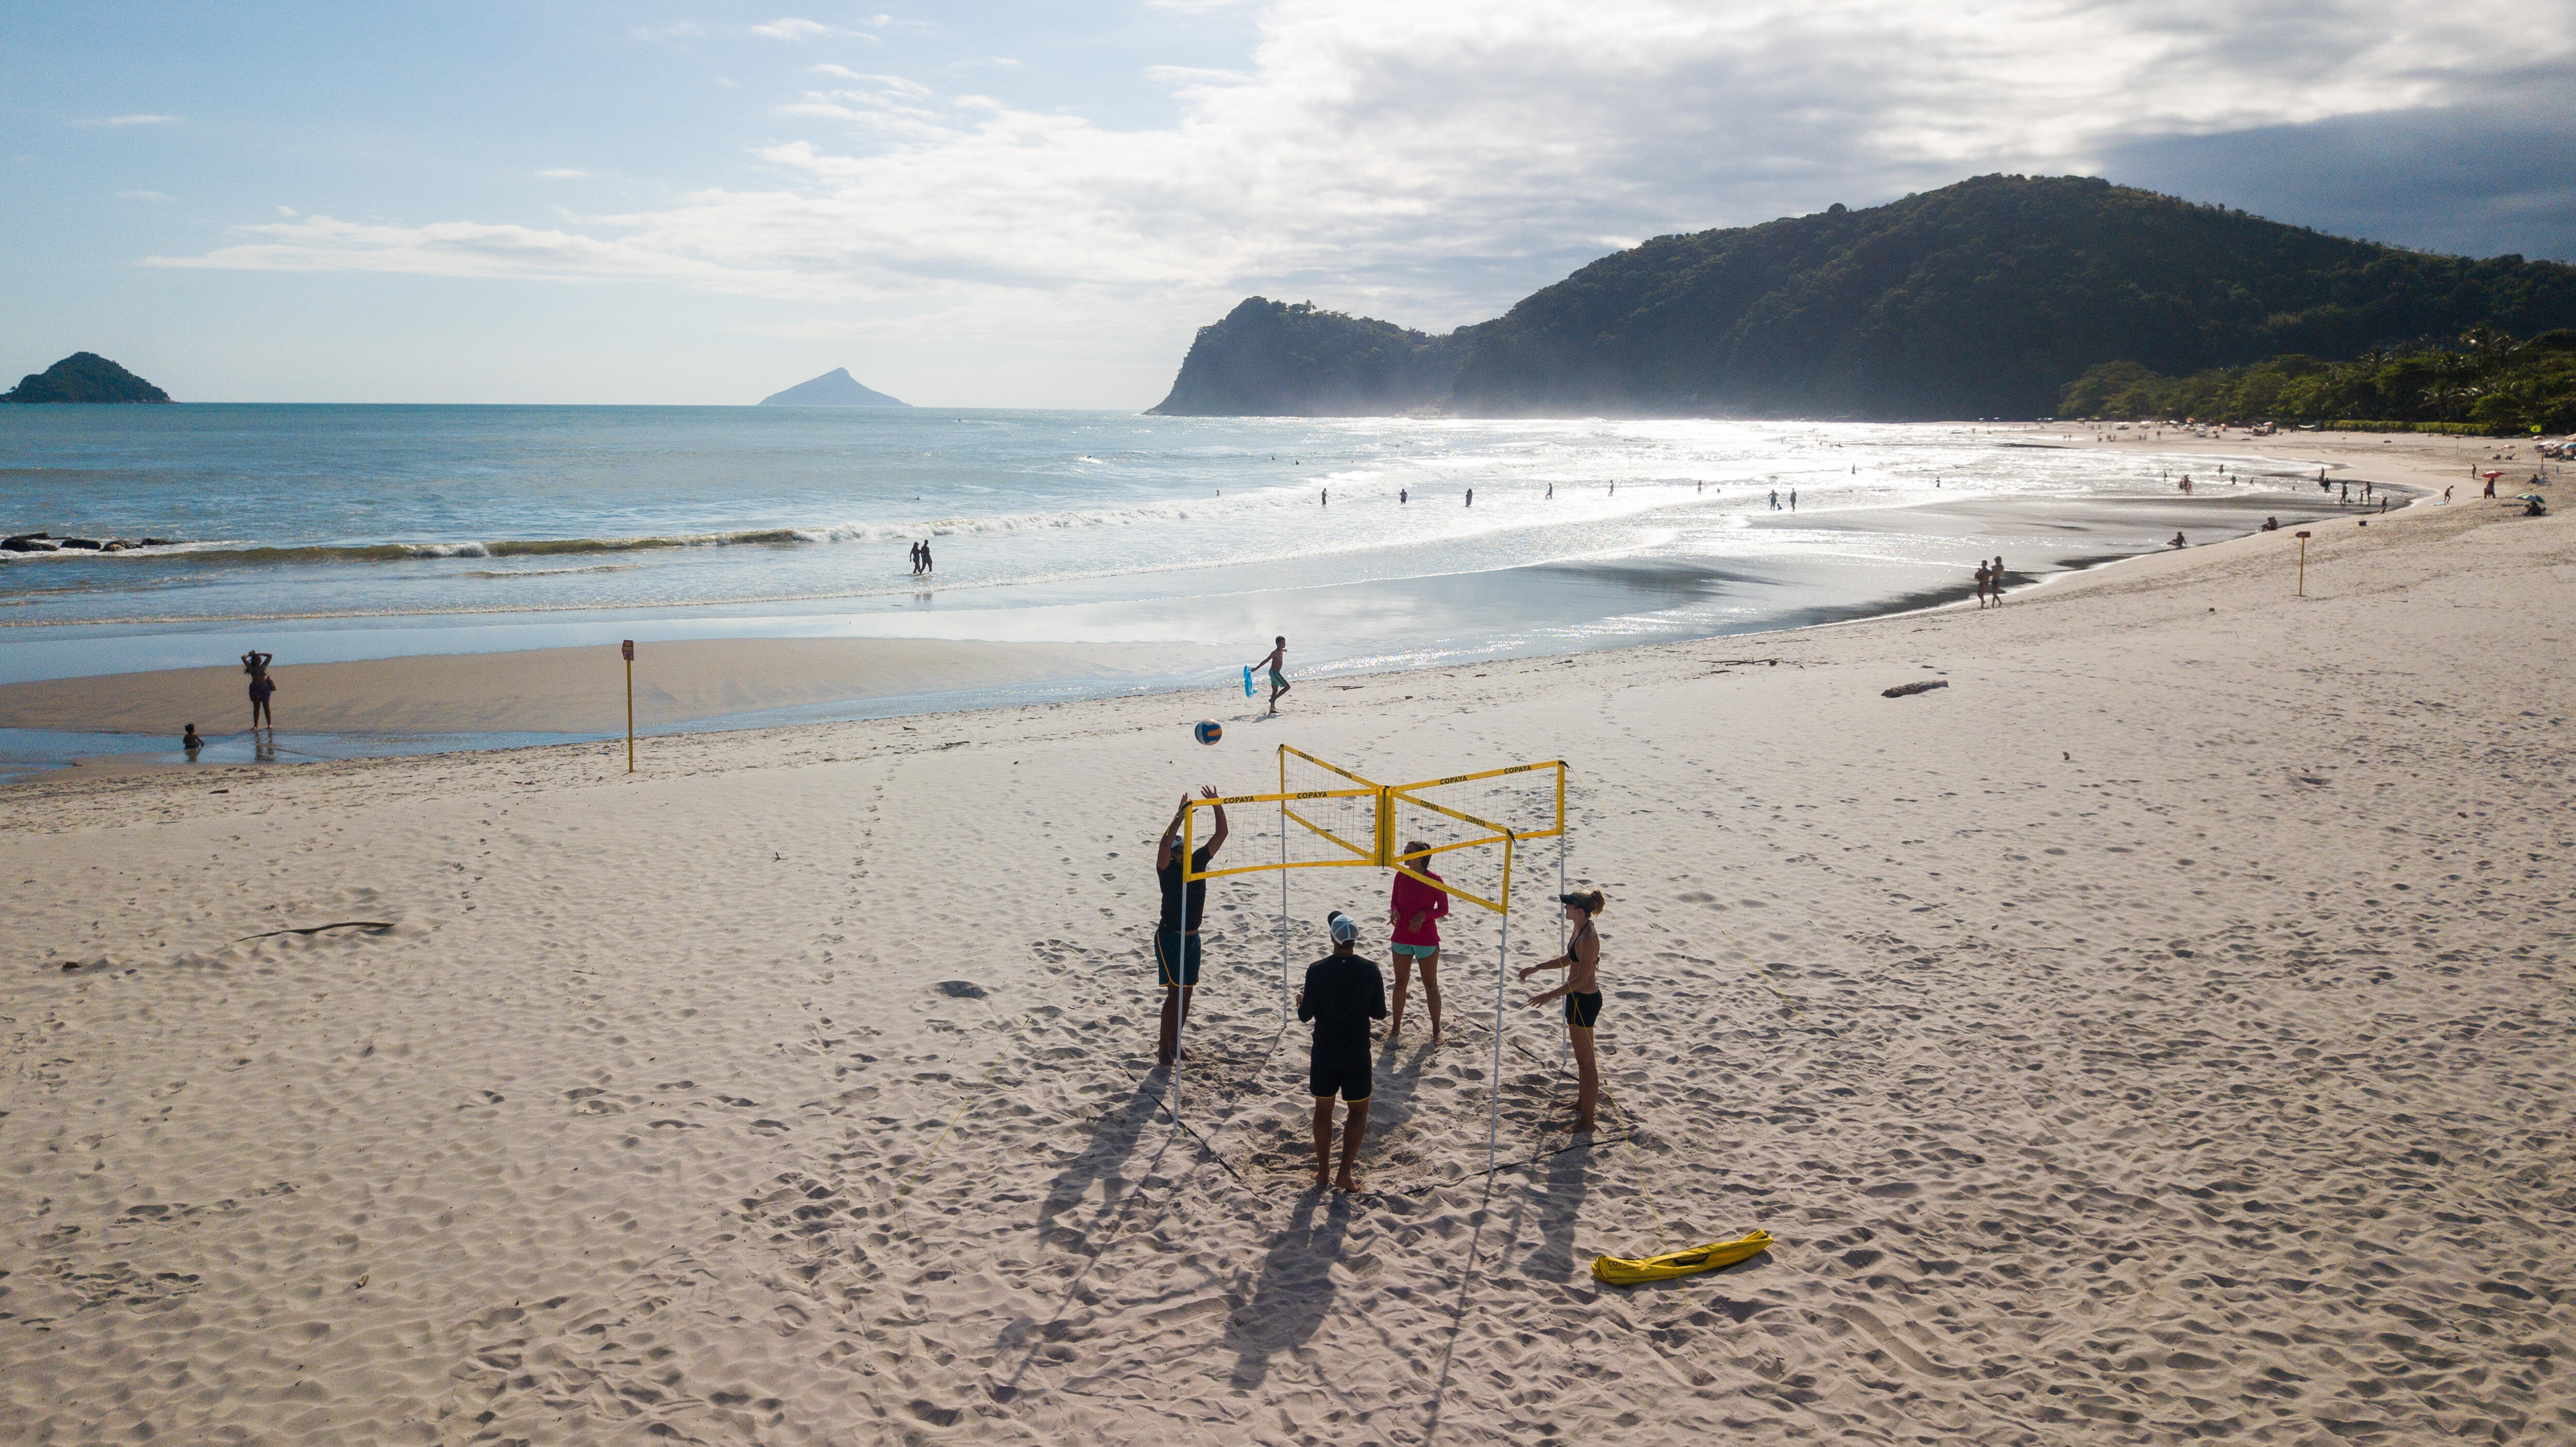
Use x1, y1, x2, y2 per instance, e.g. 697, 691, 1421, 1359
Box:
1168, 746, 1570, 1173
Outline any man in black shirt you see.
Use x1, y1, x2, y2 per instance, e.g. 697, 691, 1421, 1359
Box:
1155, 786, 1229, 1067
1299, 910, 1387, 1191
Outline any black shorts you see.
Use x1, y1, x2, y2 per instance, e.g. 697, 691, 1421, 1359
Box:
1310, 1050, 1372, 1102
1564, 990, 1603, 1029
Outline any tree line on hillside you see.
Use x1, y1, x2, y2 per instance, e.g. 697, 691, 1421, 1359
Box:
1152, 176, 2576, 420
2058, 327, 2576, 433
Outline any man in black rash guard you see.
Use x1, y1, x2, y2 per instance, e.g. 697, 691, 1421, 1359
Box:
1299, 911, 1387, 1192
1154, 786, 1228, 1068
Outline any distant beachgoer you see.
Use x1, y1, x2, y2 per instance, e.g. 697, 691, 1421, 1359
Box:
1789, 489, 1798, 510
923, 540, 934, 572
2484, 476, 2496, 498
1321, 489, 1328, 507
182, 724, 204, 757
2443, 487, 2453, 503
1974, 562, 1991, 608
1769, 489, 1779, 509
2171, 531, 2187, 549
1546, 483, 1552, 498
1519, 890, 1606, 1131
1465, 488, 1473, 508
2179, 476, 2193, 494
1609, 482, 1615, 496
1989, 556, 2006, 601
2262, 516, 2280, 531
1253, 635, 1291, 714
1399, 487, 1408, 504
2340, 483, 2349, 504
249, 670, 277, 729
910, 541, 922, 574
1155, 786, 1229, 1068
1300, 911, 1386, 1191
1386, 841, 1450, 1041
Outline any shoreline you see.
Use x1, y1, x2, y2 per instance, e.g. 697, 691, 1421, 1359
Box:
0, 427, 2527, 786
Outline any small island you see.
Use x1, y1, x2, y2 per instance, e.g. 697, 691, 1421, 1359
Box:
2, 352, 173, 404
757, 368, 908, 407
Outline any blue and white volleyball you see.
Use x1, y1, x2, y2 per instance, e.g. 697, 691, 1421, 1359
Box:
1194, 720, 1223, 746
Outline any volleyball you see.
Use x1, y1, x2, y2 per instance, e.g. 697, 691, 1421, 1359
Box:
1193, 720, 1223, 746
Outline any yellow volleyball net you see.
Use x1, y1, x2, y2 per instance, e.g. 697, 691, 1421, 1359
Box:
1167, 745, 1569, 1170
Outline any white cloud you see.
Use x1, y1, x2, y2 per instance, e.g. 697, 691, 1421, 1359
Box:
146, 0, 2576, 396
116, 189, 178, 202
82, 113, 179, 126
752, 18, 835, 40
535, 168, 595, 178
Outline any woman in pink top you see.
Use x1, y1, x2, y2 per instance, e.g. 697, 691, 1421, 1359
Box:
1387, 839, 1451, 1041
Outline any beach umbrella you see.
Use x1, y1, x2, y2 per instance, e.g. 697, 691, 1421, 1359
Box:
2482, 470, 2504, 478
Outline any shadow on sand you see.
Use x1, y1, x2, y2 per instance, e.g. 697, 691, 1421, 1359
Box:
1225, 1187, 1357, 1389
1035, 1077, 1168, 1251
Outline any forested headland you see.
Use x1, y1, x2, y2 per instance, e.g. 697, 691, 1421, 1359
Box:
1150, 175, 2576, 426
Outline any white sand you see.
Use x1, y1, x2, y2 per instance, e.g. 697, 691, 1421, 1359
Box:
3, 438, 2570, 1444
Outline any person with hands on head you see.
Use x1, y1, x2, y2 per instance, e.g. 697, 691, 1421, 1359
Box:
1154, 786, 1229, 1068
1386, 840, 1450, 1041
1519, 889, 1606, 1131
1299, 910, 1387, 1192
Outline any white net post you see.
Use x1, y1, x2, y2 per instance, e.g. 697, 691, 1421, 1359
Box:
1278, 750, 1290, 1031
1487, 830, 1517, 1175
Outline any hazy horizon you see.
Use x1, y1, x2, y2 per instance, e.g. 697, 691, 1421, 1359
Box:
6, 2, 2571, 408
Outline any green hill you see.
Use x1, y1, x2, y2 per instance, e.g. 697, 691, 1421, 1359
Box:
2, 352, 173, 404
1148, 298, 1485, 416
1153, 176, 2576, 420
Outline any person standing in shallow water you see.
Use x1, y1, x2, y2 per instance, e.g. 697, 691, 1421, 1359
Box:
1300, 911, 1386, 1191
1154, 786, 1229, 1068
1520, 889, 1605, 1131
242, 651, 277, 731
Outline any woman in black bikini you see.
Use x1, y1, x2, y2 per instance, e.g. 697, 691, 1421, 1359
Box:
242, 650, 276, 731
1520, 889, 1605, 1131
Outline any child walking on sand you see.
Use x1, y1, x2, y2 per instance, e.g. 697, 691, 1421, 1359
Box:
1252, 635, 1291, 714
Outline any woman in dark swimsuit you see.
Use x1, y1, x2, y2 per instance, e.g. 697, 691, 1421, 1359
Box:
1520, 889, 1606, 1131
242, 650, 276, 731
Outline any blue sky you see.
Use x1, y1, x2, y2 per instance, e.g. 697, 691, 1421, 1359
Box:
6, 2, 2570, 407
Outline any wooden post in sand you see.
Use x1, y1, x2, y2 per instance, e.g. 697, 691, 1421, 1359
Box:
2294, 532, 2311, 597
616, 638, 631, 772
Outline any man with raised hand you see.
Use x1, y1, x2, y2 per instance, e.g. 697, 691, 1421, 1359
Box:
1299, 910, 1387, 1192
1154, 785, 1228, 1069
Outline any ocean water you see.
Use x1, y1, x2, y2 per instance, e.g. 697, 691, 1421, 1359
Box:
1, 405, 2333, 703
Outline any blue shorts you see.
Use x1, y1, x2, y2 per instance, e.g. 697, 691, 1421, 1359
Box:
1390, 942, 1439, 959
1154, 930, 1201, 988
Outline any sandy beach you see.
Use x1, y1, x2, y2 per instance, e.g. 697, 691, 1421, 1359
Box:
0, 637, 1218, 738
3, 429, 2570, 1445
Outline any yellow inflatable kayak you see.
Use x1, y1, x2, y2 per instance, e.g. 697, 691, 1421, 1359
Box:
1591, 1230, 1773, 1286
